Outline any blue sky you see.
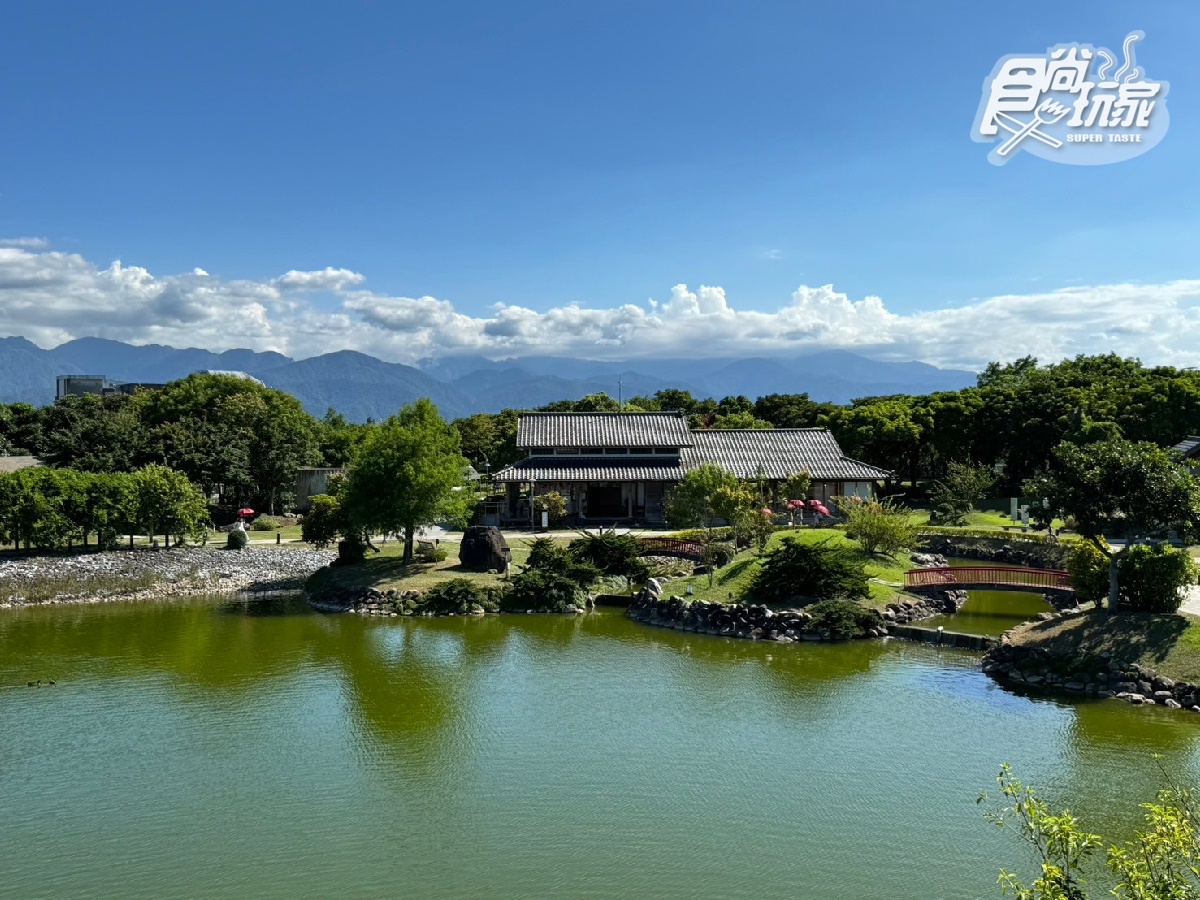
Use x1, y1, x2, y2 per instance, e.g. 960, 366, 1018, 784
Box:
0, 1, 1197, 367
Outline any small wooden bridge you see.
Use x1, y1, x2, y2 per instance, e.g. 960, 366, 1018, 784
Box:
904, 566, 1074, 599
638, 538, 705, 561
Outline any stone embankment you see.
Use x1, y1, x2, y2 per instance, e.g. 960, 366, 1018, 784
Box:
920, 535, 1069, 569
0, 547, 334, 608
628, 579, 886, 642
983, 642, 1200, 712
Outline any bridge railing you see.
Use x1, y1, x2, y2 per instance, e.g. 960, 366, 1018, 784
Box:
639, 538, 705, 561
903, 566, 1073, 591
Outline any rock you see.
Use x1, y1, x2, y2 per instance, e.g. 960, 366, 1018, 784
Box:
1153, 690, 1175, 702
1064, 682, 1086, 692
457, 526, 512, 572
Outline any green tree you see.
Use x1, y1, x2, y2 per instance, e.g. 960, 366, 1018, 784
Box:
931, 461, 998, 525
842, 497, 918, 556
131, 465, 209, 546
138, 373, 320, 512
341, 399, 467, 564
663, 463, 755, 528
1027, 439, 1200, 609
749, 536, 870, 604
301, 494, 350, 549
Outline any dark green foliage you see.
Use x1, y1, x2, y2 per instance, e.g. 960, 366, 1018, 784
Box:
226, 529, 249, 550
805, 599, 879, 640
929, 462, 997, 525
416, 546, 449, 563
500, 569, 585, 612
1066, 541, 1110, 606
335, 538, 367, 566
341, 399, 467, 564
1117, 544, 1196, 613
0, 465, 205, 551
569, 530, 649, 584
301, 494, 349, 549
421, 577, 497, 613
748, 536, 870, 604
525, 537, 599, 587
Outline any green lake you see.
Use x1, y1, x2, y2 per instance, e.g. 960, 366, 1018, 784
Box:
2, 596, 1197, 899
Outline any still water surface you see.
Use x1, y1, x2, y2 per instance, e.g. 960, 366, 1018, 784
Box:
1, 596, 1197, 899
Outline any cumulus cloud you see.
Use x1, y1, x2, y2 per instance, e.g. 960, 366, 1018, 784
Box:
0, 243, 1197, 370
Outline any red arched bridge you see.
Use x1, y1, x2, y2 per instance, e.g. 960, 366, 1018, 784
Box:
904, 566, 1074, 598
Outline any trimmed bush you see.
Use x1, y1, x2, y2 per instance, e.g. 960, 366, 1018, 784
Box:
1066, 541, 1109, 606
226, 529, 249, 550
806, 599, 879, 640
250, 515, 280, 531
500, 569, 584, 612
748, 536, 870, 604
1118, 543, 1196, 613
416, 546, 449, 563
526, 537, 599, 587
421, 577, 496, 613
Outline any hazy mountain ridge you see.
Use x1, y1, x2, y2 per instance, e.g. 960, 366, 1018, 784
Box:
0, 338, 977, 421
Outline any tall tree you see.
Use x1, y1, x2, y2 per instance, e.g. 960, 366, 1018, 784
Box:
341, 399, 467, 563
1027, 438, 1200, 609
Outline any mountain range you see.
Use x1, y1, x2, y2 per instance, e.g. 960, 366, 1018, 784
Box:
0, 336, 977, 421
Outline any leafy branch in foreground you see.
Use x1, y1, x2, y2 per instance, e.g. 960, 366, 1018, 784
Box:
982, 761, 1200, 900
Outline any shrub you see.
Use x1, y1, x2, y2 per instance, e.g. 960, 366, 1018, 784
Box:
705, 541, 736, 569
525, 537, 600, 587
302, 495, 348, 549
416, 546, 449, 563
841, 497, 917, 556
570, 530, 649, 585
226, 529, 249, 550
421, 577, 495, 613
500, 569, 585, 612
806, 599, 878, 640
1067, 541, 1110, 606
334, 537, 367, 566
929, 461, 997, 525
748, 536, 870, 604
532, 491, 568, 526
1118, 543, 1196, 613
250, 515, 280, 532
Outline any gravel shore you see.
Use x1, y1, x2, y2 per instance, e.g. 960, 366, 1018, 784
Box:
0, 546, 335, 608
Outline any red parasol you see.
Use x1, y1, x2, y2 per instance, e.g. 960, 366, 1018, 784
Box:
237, 508, 255, 518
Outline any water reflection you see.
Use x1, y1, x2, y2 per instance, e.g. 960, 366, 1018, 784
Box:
3, 597, 1200, 900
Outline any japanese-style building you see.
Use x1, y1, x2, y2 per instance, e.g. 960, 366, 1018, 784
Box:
490, 411, 890, 526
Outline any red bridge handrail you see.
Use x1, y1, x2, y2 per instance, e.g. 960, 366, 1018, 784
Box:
639, 537, 705, 561
903, 566, 1073, 591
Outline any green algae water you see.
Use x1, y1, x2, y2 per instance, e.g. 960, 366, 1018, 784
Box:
924, 558, 1057, 636
2, 596, 1198, 899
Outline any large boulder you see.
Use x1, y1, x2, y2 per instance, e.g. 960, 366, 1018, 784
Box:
459, 526, 512, 572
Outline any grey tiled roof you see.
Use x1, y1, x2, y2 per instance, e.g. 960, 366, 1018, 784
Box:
516, 412, 693, 449
682, 430, 892, 481
1173, 436, 1200, 458
493, 456, 684, 483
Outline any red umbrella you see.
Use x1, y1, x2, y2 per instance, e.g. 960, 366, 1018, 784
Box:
237, 508, 255, 518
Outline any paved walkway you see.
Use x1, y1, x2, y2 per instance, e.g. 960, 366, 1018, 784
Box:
1181, 585, 1200, 618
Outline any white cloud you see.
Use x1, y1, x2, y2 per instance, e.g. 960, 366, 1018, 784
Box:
274, 267, 365, 290
0, 237, 50, 250
0, 244, 1197, 371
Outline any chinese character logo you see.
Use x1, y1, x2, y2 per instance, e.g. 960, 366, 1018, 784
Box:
972, 31, 1170, 166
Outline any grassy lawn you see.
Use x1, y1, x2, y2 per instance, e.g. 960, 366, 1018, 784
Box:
1007, 610, 1200, 683
305, 535, 567, 596
666, 528, 917, 610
